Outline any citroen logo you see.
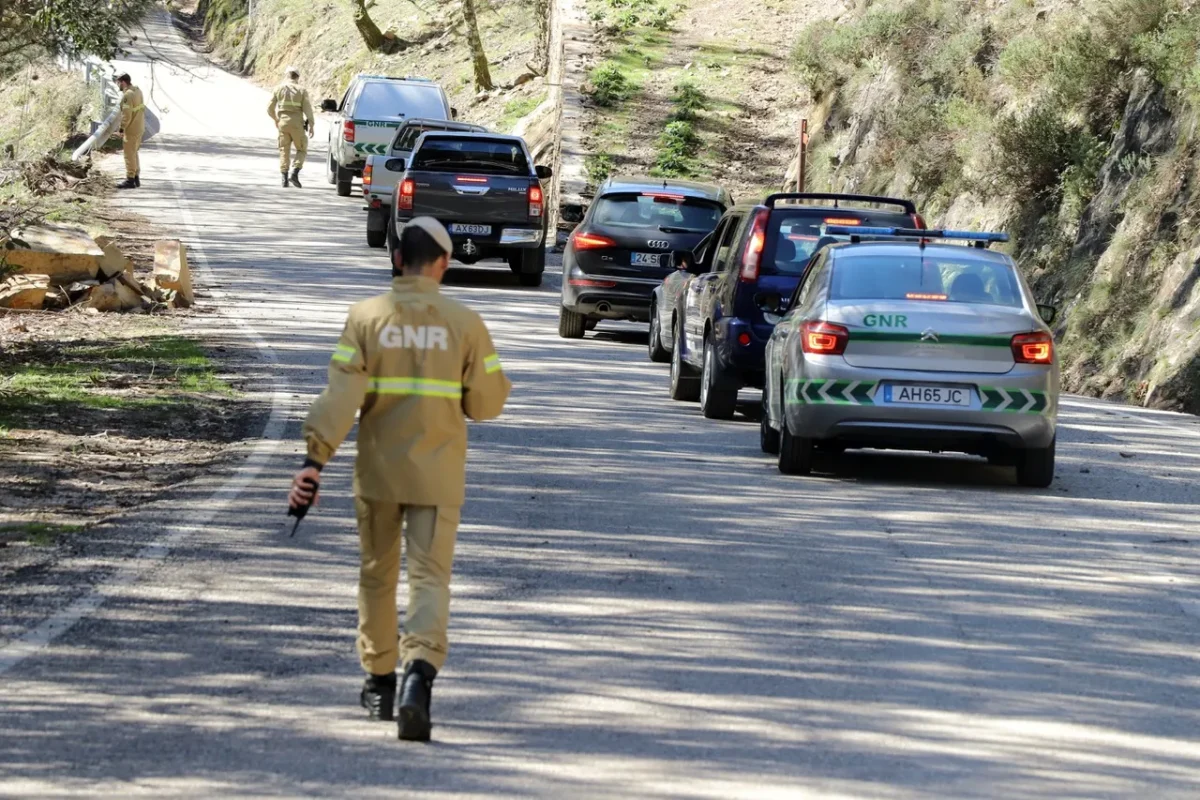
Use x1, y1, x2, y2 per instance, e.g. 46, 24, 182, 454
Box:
646, 239, 670, 250
921, 328, 939, 342
462, 238, 478, 256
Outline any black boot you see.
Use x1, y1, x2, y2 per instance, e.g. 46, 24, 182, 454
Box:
289, 168, 302, 188
359, 672, 397, 721
281, 171, 289, 188
116, 177, 137, 190
397, 660, 437, 741
133, 174, 141, 188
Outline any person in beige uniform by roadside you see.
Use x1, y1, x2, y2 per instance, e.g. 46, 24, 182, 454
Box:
288, 217, 510, 742
115, 74, 144, 190
268, 66, 315, 188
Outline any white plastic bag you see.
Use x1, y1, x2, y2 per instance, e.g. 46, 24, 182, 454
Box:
141, 107, 161, 143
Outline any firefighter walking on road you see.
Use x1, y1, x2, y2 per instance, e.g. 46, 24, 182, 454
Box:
288, 217, 511, 742
115, 73, 144, 190
268, 66, 315, 188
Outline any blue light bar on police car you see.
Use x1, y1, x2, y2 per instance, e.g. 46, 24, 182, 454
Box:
824, 225, 1010, 243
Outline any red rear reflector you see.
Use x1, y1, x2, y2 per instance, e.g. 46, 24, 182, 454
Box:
456, 176, 488, 183
906, 292, 947, 301
399, 178, 415, 211
737, 332, 752, 347
568, 278, 618, 288
1012, 331, 1054, 364
571, 232, 615, 250
343, 120, 355, 143
824, 217, 861, 225
739, 209, 770, 282
801, 320, 849, 355
370, 198, 382, 209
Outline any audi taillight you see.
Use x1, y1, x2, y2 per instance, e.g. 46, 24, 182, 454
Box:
362, 163, 373, 187
739, 209, 770, 282
1012, 331, 1054, 364
399, 178, 415, 211
801, 320, 849, 355
529, 183, 544, 218
571, 231, 615, 250
343, 120, 356, 143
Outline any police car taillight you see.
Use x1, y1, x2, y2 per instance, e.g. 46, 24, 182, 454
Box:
801, 320, 849, 356
739, 209, 770, 282
343, 120, 356, 143
399, 178, 415, 211
1012, 331, 1053, 364
528, 184, 544, 218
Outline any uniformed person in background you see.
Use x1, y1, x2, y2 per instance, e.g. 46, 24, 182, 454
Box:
268, 66, 315, 188
288, 217, 511, 742
115, 74, 144, 190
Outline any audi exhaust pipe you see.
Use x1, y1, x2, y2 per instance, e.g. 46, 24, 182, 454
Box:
596, 302, 611, 314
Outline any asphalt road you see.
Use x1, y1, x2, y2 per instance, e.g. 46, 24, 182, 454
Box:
2, 14, 1199, 798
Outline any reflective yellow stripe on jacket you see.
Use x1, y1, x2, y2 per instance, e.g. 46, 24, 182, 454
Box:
332, 344, 356, 364
368, 377, 463, 399
484, 354, 502, 374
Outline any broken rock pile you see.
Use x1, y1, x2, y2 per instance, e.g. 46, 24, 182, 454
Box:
0, 223, 195, 313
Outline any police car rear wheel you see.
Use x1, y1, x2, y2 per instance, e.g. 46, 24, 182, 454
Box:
778, 421, 813, 475
559, 306, 586, 338
1016, 436, 1055, 488
760, 389, 781, 454
700, 337, 737, 420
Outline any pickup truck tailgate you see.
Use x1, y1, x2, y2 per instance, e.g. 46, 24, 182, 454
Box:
409, 172, 531, 224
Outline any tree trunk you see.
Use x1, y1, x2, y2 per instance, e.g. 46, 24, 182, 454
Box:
462, 0, 494, 91
351, 0, 385, 51
532, 0, 550, 74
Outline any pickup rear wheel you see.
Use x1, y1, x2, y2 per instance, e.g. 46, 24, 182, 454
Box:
559, 306, 586, 338
326, 154, 337, 185
513, 246, 546, 287
335, 163, 353, 197
366, 209, 387, 249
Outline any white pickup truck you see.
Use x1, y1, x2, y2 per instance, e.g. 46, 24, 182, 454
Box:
362, 118, 487, 248
320, 74, 456, 198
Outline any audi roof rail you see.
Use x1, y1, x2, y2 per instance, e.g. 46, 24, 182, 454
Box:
764, 192, 918, 214
823, 225, 1009, 249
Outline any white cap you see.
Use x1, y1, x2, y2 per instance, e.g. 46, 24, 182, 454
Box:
285, 65, 300, 77
405, 217, 453, 255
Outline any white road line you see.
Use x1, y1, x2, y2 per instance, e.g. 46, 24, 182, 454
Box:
0, 139, 290, 676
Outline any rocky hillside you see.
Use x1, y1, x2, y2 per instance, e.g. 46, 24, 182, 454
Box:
792, 0, 1200, 413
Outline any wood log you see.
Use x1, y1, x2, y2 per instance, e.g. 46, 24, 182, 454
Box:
4, 224, 103, 285
0, 274, 51, 309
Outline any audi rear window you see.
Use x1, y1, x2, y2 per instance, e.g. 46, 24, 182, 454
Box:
767, 210, 918, 275
356, 83, 447, 119
411, 138, 530, 175
830, 253, 1023, 307
593, 194, 723, 232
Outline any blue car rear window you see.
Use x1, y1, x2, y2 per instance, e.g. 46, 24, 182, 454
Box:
768, 211, 916, 275
831, 253, 1023, 307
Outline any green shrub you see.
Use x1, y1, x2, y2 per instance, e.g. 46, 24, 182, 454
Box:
671, 80, 706, 121
648, 4, 677, 30
653, 120, 700, 176
587, 63, 632, 107
1134, 10, 1200, 94
995, 105, 1098, 199
586, 152, 615, 186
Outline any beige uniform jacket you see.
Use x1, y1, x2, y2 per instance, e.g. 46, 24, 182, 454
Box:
302, 276, 511, 508
268, 81, 314, 129
120, 86, 145, 133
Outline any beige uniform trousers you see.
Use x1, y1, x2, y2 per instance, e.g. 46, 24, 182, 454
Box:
355, 498, 460, 674
123, 120, 144, 179
277, 115, 308, 172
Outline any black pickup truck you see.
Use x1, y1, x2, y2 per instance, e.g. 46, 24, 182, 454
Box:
387, 131, 554, 287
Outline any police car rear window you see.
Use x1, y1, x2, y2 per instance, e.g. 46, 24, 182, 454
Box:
593, 194, 723, 231
767, 211, 916, 275
356, 83, 447, 120
412, 138, 530, 175
830, 253, 1023, 307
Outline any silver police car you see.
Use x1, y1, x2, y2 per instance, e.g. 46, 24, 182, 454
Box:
761, 228, 1060, 487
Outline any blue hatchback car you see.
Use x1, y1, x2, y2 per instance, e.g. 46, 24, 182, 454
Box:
660, 193, 925, 419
